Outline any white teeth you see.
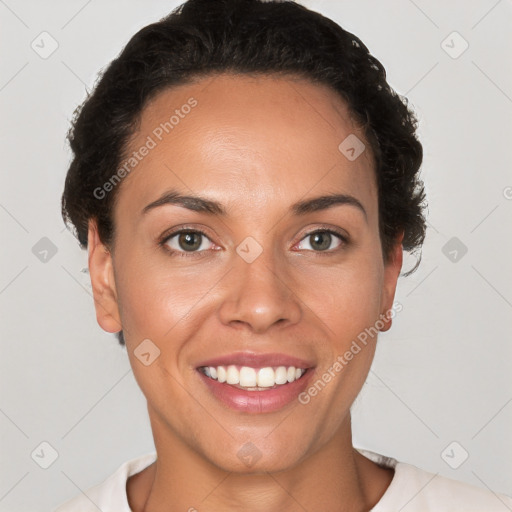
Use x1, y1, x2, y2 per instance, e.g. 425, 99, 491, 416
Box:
257, 367, 275, 387
217, 366, 227, 383
239, 367, 257, 387
226, 365, 239, 385
201, 364, 307, 388
275, 366, 288, 385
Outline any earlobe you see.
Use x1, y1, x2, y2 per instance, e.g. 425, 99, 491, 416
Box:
87, 219, 122, 334
379, 231, 404, 333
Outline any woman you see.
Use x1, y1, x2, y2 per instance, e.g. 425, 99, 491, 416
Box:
55, 0, 512, 510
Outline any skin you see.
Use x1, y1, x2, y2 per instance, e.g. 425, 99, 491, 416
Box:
88, 73, 403, 512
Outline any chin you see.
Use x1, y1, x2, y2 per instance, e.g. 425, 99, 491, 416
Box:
201, 436, 308, 475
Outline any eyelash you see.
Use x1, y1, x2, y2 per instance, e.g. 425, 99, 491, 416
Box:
158, 225, 349, 259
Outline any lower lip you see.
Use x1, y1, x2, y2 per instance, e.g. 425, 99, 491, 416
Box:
198, 370, 313, 413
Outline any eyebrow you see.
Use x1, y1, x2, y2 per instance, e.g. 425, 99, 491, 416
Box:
142, 189, 367, 222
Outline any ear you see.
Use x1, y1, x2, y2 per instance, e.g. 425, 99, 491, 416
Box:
379, 231, 404, 333
87, 219, 122, 334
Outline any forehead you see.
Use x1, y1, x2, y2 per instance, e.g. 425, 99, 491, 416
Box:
115, 73, 377, 221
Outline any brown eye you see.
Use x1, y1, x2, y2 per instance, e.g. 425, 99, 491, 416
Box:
177, 232, 203, 251
309, 232, 332, 251
296, 229, 347, 253
162, 229, 214, 255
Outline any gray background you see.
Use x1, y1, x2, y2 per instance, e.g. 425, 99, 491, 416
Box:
1, 0, 511, 510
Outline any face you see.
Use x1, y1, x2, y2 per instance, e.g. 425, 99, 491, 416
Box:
88, 73, 403, 474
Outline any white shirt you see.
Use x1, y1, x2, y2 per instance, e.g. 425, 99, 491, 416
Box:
54, 448, 512, 511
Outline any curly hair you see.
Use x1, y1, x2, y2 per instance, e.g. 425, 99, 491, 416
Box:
62, 0, 427, 346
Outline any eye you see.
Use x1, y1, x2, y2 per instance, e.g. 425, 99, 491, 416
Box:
295, 229, 348, 252
160, 229, 215, 257
159, 226, 349, 258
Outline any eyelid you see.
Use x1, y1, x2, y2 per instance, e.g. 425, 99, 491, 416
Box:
296, 225, 349, 244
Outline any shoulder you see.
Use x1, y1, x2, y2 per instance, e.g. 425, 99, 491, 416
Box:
361, 449, 512, 512
53, 452, 157, 512
386, 463, 512, 511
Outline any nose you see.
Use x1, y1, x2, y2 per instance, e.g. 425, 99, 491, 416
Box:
217, 246, 302, 334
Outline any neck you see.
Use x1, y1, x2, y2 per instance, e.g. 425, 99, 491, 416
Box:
128, 411, 393, 512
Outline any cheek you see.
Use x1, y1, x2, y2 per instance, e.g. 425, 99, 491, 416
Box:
307, 256, 384, 343
301, 261, 384, 430
113, 249, 210, 342
113, 255, 202, 404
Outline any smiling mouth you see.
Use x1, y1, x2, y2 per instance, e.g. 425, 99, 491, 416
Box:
198, 364, 308, 391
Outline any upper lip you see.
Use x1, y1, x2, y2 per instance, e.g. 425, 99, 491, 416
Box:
196, 352, 315, 369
